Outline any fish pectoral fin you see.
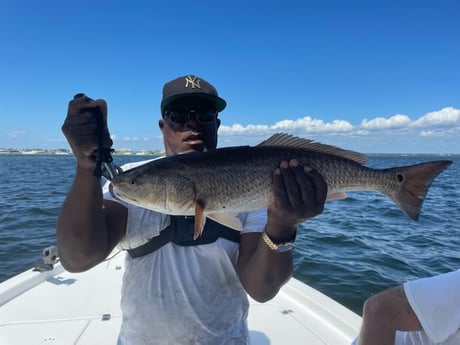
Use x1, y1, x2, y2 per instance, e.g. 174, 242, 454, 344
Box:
327, 192, 347, 200
208, 213, 243, 231
193, 199, 207, 240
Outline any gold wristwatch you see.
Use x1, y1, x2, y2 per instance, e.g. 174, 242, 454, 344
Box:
261, 229, 295, 252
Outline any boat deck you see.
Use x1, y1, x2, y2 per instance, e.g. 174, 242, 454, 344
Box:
0, 251, 361, 344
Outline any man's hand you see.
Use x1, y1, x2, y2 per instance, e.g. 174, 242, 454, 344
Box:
61, 95, 112, 170
266, 159, 327, 241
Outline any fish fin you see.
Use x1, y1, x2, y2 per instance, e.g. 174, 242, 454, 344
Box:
193, 199, 207, 240
257, 133, 368, 165
327, 192, 347, 200
382, 160, 452, 221
208, 213, 243, 231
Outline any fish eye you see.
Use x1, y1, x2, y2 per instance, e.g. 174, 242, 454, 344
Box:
129, 179, 137, 186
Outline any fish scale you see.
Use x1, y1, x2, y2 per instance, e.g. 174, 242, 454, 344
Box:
110, 133, 452, 239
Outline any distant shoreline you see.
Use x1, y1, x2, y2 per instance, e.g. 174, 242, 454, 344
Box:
0, 149, 457, 157
0, 149, 165, 156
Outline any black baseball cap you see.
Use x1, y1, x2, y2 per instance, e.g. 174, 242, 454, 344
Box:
161, 75, 227, 114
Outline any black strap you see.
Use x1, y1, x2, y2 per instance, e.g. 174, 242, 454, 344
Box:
126, 225, 175, 258
127, 216, 240, 258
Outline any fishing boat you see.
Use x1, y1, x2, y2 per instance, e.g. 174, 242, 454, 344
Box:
0, 247, 361, 344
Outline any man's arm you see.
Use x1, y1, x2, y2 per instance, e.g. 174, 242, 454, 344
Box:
357, 285, 421, 345
56, 96, 127, 272
56, 169, 127, 272
237, 159, 327, 302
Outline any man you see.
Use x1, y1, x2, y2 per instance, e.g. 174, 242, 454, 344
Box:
57, 75, 328, 344
354, 269, 460, 345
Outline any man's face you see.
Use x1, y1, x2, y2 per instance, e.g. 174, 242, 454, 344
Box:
159, 97, 221, 155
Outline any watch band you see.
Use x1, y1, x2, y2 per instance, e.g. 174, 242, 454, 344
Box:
261, 229, 295, 252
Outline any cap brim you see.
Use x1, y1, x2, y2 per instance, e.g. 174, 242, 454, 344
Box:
161, 93, 227, 113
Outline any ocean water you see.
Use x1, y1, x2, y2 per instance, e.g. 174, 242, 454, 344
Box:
0, 154, 459, 315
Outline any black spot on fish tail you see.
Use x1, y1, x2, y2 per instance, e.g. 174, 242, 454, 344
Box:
383, 160, 452, 221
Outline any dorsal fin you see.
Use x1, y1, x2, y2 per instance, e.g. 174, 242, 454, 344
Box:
257, 133, 368, 165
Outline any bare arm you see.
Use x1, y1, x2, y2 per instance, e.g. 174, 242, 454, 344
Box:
358, 285, 422, 345
56, 96, 127, 272
56, 168, 127, 272
237, 159, 327, 302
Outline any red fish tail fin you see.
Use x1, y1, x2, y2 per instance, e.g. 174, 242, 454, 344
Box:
382, 160, 452, 220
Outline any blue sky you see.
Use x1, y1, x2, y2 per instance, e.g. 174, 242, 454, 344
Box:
1, 0, 459, 153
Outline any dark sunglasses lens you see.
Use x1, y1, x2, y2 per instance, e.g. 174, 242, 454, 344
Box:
197, 110, 216, 123
166, 110, 216, 124
164, 110, 188, 124
168, 111, 188, 124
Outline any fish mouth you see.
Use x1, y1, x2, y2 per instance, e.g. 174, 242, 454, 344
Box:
108, 183, 125, 202
109, 182, 139, 204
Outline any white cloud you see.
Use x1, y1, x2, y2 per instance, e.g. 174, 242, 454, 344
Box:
216, 107, 460, 153
272, 116, 353, 132
411, 107, 460, 128
218, 123, 269, 135
120, 136, 152, 141
220, 107, 460, 140
220, 116, 354, 136
47, 137, 66, 142
420, 130, 438, 137
354, 129, 370, 136
7, 130, 26, 138
361, 114, 411, 130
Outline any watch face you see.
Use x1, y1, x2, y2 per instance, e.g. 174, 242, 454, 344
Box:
276, 243, 294, 252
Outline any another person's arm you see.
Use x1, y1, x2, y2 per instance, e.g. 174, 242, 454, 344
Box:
358, 270, 460, 344
357, 285, 421, 345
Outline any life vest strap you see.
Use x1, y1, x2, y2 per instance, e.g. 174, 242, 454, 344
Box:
127, 216, 240, 258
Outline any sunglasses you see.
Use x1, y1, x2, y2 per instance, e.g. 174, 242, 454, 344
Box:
163, 108, 217, 125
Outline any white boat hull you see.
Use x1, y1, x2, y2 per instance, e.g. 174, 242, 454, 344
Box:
0, 251, 361, 344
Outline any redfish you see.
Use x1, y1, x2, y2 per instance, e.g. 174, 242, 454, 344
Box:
110, 133, 452, 239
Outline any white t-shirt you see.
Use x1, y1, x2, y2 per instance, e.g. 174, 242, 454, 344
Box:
352, 270, 460, 345
395, 269, 460, 344
103, 161, 266, 345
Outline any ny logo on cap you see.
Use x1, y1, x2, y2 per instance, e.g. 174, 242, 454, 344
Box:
185, 75, 201, 89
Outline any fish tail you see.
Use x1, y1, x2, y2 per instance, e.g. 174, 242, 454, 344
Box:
382, 160, 452, 220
